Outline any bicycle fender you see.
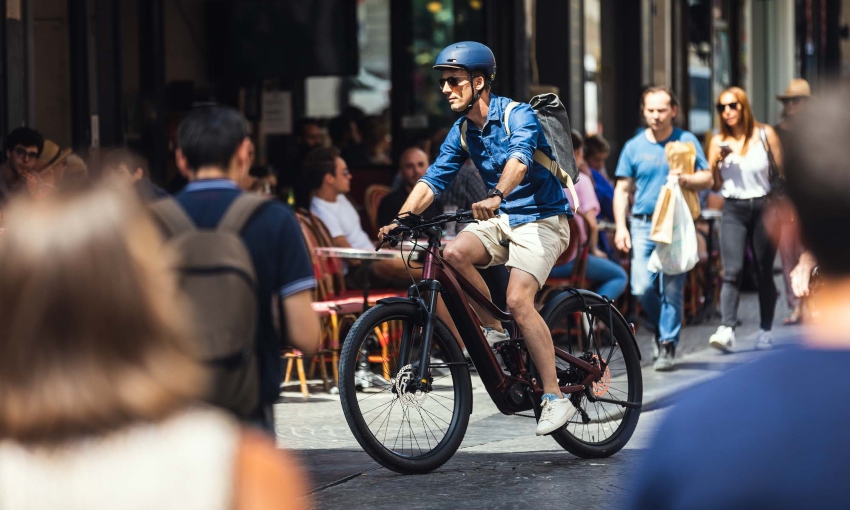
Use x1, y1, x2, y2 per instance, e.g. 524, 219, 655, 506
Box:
374, 297, 428, 321
539, 289, 642, 361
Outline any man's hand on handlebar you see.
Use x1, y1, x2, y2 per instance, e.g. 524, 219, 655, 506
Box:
471, 196, 501, 220
377, 222, 397, 241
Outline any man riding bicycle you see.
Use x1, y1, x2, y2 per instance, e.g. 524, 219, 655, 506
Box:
378, 41, 574, 436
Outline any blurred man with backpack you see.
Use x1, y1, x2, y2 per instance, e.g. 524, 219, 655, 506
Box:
377, 41, 578, 437
151, 106, 320, 431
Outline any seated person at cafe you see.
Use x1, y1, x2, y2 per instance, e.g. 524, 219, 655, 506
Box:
307, 147, 414, 290
549, 132, 628, 300
584, 134, 618, 260
377, 147, 441, 227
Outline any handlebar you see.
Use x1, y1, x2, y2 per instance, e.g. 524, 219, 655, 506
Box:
377, 209, 476, 250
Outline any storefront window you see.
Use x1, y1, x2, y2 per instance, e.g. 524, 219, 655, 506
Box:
410, 0, 484, 131
584, 0, 601, 135
306, 0, 391, 118
687, 0, 713, 135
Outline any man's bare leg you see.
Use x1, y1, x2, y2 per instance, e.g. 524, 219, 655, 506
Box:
506, 269, 561, 398
442, 232, 503, 331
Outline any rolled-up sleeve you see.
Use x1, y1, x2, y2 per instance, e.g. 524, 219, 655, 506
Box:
504, 103, 538, 169
419, 121, 467, 197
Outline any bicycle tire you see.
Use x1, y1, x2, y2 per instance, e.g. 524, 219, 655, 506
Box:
338, 301, 472, 474
544, 292, 643, 458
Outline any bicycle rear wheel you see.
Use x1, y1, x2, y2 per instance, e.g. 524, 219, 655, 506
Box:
543, 292, 642, 458
338, 301, 472, 474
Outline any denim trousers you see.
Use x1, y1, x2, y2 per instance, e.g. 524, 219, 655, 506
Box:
629, 217, 687, 345
549, 255, 629, 301
719, 197, 777, 331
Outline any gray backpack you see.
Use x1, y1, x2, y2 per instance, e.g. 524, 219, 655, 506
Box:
150, 194, 267, 418
460, 92, 580, 211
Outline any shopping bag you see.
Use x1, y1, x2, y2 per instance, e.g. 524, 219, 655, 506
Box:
648, 177, 699, 275
665, 141, 701, 220
649, 184, 674, 244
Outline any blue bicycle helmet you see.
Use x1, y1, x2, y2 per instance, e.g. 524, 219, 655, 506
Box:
434, 41, 496, 111
433, 41, 496, 82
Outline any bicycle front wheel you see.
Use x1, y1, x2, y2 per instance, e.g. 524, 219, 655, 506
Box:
338, 301, 472, 474
544, 292, 643, 458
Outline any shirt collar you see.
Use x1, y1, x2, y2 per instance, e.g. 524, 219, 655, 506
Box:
184, 179, 240, 193
486, 93, 504, 124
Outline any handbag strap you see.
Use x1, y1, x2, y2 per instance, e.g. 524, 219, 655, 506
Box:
759, 127, 781, 182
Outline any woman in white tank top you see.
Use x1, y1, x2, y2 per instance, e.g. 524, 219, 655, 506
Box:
0, 187, 308, 510
706, 87, 784, 354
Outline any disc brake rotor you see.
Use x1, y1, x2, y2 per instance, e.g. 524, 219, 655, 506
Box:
393, 364, 429, 409
591, 355, 611, 397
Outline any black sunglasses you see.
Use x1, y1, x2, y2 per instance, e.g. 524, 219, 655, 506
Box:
13, 147, 39, 160
716, 102, 740, 114
782, 97, 807, 105
438, 76, 468, 89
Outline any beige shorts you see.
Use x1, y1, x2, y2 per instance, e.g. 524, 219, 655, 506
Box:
461, 214, 570, 289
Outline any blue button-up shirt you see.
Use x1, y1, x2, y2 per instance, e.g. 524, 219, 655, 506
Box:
419, 94, 572, 227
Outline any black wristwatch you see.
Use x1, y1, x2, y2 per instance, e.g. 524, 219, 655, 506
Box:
487, 188, 504, 201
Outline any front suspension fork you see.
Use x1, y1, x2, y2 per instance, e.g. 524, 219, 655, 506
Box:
405, 281, 441, 391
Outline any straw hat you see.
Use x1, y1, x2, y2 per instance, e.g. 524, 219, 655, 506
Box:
777, 79, 812, 101
34, 140, 72, 172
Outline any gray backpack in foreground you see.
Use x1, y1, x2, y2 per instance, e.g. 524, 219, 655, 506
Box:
150, 194, 267, 418
460, 92, 580, 211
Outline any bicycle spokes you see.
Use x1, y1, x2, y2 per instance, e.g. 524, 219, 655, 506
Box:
550, 306, 633, 442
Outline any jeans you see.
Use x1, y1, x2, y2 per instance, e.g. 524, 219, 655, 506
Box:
549, 255, 629, 300
630, 217, 687, 345
720, 197, 778, 331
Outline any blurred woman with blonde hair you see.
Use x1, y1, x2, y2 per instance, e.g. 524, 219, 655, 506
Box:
707, 86, 783, 353
0, 186, 308, 509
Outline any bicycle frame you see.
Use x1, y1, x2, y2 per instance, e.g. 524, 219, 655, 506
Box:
395, 226, 605, 416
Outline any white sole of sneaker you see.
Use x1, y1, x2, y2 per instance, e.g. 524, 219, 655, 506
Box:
535, 405, 577, 436
709, 338, 734, 353
654, 360, 675, 371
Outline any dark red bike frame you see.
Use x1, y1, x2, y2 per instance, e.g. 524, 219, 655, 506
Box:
406, 228, 604, 416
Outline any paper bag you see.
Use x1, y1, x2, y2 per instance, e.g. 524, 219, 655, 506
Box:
665, 141, 702, 220
650, 183, 674, 244
648, 178, 699, 275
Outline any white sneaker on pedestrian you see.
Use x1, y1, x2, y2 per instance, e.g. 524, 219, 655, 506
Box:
536, 394, 577, 436
653, 342, 676, 371
709, 326, 736, 352
482, 326, 510, 347
755, 329, 774, 350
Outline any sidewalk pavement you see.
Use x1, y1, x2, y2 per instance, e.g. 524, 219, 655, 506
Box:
274, 278, 802, 493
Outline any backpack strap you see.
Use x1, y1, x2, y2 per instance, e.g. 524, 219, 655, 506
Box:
503, 101, 520, 136
460, 119, 469, 153
217, 193, 268, 233
150, 197, 196, 236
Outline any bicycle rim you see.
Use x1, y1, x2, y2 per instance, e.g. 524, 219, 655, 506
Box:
546, 294, 642, 454
339, 303, 471, 473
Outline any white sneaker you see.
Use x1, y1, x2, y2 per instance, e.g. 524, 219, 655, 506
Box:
709, 326, 736, 352
482, 327, 510, 347
755, 329, 774, 350
535, 394, 577, 436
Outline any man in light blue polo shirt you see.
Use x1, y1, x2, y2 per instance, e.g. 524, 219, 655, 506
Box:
377, 42, 574, 436
613, 87, 712, 371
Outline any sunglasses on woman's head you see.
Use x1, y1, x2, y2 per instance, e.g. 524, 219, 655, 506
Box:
438, 76, 468, 89
716, 102, 740, 114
